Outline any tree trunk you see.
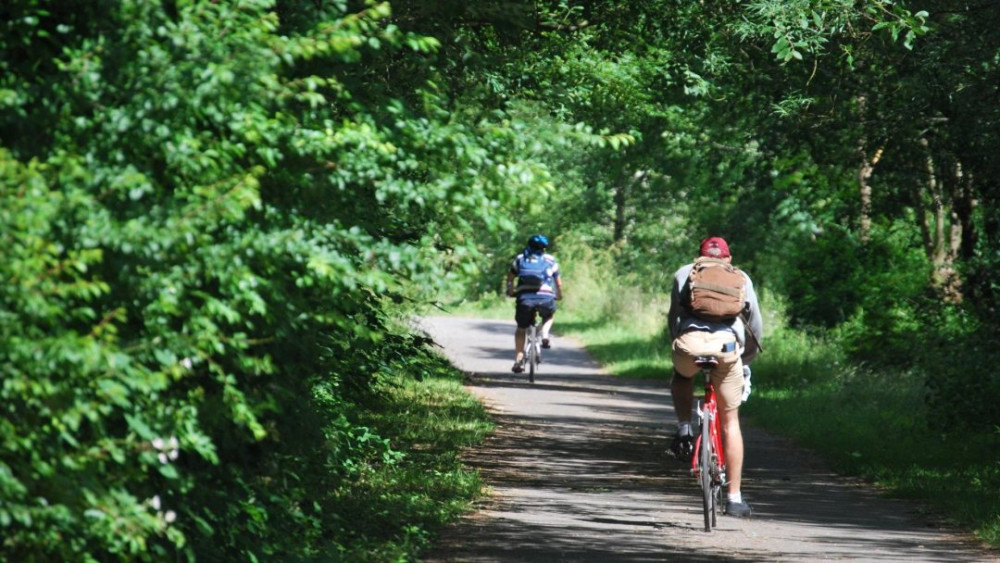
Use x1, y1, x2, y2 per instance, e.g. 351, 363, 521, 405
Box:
918, 137, 975, 304
855, 94, 880, 244
613, 170, 648, 244
613, 175, 628, 244
856, 143, 882, 244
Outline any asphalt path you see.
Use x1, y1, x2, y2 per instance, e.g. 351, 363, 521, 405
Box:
416, 315, 997, 563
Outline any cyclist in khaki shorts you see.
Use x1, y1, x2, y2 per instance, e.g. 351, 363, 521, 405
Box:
667, 236, 763, 518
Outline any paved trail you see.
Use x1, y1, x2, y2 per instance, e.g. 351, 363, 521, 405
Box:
417, 316, 997, 563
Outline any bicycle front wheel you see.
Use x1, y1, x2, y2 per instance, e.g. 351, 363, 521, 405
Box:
700, 413, 713, 532
525, 328, 537, 383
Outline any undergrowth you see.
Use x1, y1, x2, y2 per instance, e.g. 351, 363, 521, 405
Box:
342, 349, 493, 561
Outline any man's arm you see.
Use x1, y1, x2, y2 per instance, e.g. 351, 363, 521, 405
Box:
505, 255, 521, 297
742, 274, 764, 363
667, 270, 684, 341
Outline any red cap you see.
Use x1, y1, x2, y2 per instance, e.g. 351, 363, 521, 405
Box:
699, 236, 731, 258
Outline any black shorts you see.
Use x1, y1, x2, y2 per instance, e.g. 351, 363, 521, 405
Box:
515, 293, 557, 328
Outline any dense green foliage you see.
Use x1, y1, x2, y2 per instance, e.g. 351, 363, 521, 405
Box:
1, 0, 508, 559
3, 0, 999, 558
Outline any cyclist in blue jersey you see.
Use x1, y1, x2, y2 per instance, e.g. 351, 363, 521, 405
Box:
505, 234, 563, 373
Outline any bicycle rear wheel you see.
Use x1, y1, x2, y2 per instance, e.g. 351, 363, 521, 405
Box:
527, 327, 537, 383
699, 412, 713, 532
711, 475, 721, 528
528, 348, 536, 382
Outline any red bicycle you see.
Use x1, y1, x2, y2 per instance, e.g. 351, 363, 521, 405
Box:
691, 356, 726, 532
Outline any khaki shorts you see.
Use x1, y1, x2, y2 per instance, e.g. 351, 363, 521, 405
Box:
672, 330, 744, 412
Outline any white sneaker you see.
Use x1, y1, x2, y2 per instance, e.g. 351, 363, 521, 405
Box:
741, 365, 752, 403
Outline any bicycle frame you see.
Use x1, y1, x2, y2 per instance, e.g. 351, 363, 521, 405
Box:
690, 358, 726, 531
691, 381, 726, 476
523, 322, 540, 383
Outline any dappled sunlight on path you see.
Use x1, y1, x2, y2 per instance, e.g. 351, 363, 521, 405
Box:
418, 316, 997, 562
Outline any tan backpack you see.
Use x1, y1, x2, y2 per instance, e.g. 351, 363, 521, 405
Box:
684, 257, 746, 322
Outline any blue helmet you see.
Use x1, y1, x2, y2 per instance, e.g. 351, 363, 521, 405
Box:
526, 234, 549, 253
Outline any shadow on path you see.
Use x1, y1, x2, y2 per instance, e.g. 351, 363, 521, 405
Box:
418, 316, 997, 563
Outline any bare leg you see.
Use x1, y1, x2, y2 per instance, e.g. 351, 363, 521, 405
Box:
719, 407, 744, 495
514, 327, 526, 362
540, 316, 555, 340
670, 371, 694, 425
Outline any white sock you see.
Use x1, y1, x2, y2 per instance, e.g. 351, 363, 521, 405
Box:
728, 491, 743, 504
678, 421, 692, 437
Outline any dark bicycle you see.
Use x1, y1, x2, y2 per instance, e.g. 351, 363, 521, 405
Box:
523, 320, 541, 383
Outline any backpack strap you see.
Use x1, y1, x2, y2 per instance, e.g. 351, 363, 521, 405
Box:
691, 280, 743, 297
740, 311, 764, 353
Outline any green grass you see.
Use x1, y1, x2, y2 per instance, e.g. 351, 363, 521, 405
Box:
747, 360, 1000, 546
340, 355, 494, 562
554, 318, 671, 378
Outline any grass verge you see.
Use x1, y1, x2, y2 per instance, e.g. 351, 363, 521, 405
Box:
341, 350, 493, 561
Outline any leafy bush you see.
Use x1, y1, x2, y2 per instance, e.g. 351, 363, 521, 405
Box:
917, 312, 1000, 435
0, 1, 522, 559
780, 221, 932, 365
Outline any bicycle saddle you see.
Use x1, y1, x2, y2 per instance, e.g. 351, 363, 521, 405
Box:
693, 356, 719, 369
